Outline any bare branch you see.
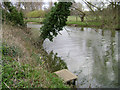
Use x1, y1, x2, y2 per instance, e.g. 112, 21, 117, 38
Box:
84, 0, 101, 11
82, 0, 95, 13
72, 6, 85, 16
82, 0, 102, 13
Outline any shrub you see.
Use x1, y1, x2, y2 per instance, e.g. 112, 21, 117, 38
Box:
26, 10, 46, 18
2, 43, 22, 57
2, 2, 25, 26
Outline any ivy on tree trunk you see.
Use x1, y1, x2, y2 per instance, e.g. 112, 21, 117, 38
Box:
40, 2, 72, 42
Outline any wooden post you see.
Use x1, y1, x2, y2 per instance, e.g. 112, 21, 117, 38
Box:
73, 79, 76, 85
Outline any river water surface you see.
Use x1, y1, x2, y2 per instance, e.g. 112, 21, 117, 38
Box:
27, 23, 119, 88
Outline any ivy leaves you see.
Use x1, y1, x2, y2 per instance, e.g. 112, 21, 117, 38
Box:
2, 2, 25, 26
40, 2, 72, 41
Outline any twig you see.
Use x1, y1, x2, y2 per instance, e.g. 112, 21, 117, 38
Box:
58, 31, 62, 35
17, 56, 21, 67
64, 27, 71, 36
4, 82, 11, 90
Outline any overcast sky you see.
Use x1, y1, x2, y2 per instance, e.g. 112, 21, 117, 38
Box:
3, 0, 115, 11
43, 0, 111, 11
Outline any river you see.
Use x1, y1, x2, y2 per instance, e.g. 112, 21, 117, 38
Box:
27, 23, 119, 88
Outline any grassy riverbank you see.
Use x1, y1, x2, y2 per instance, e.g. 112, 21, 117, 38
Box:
2, 24, 69, 88
25, 16, 119, 29
66, 21, 102, 27
25, 18, 43, 23
25, 16, 103, 28
67, 16, 102, 27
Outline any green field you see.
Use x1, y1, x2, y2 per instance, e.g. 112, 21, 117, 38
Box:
25, 18, 44, 23
67, 16, 81, 22
25, 16, 102, 27
66, 21, 102, 27
67, 16, 102, 27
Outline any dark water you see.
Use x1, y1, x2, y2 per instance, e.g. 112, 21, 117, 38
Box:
27, 23, 119, 88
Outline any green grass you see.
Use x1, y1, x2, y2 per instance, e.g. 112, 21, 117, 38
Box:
25, 16, 102, 27
66, 21, 102, 27
2, 55, 69, 88
67, 16, 102, 27
26, 10, 45, 18
2, 24, 70, 88
25, 18, 44, 23
67, 16, 81, 22
67, 16, 99, 22
25, 16, 117, 28
2, 42, 69, 88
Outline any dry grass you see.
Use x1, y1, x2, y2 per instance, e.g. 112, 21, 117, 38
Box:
2, 24, 69, 88
3, 24, 40, 66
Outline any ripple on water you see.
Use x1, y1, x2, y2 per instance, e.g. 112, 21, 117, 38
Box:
27, 24, 119, 88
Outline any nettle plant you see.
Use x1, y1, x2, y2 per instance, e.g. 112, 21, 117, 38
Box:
40, 1, 73, 41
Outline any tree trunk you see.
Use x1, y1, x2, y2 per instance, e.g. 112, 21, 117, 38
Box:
118, 2, 120, 29
80, 14, 85, 22
76, 16, 78, 22
81, 16, 84, 22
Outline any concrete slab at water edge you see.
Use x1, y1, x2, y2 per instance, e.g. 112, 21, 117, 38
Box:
54, 69, 78, 83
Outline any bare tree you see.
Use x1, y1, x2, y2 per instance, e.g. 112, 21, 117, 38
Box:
71, 2, 86, 22
18, 1, 43, 15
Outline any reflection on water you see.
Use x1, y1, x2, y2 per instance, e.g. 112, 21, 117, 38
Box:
43, 26, 119, 88
27, 24, 119, 88
45, 51, 68, 72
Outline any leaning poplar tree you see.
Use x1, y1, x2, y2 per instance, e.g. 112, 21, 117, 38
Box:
40, 1, 73, 42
